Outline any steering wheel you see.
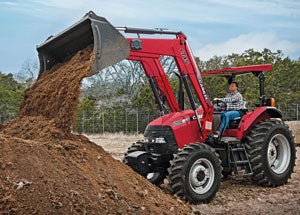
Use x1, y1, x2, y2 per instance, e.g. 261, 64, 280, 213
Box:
212, 99, 227, 112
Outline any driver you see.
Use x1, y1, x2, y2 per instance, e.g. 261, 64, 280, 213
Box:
214, 81, 244, 136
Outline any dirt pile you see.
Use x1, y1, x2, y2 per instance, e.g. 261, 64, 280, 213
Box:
0, 47, 192, 214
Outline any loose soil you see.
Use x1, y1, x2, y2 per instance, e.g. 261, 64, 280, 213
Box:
0, 47, 191, 214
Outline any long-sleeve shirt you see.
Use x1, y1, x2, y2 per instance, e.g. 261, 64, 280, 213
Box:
220, 90, 244, 110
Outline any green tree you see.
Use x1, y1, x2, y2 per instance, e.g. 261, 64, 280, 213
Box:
199, 56, 232, 100
233, 49, 300, 105
0, 72, 24, 121
77, 97, 97, 116
199, 49, 300, 107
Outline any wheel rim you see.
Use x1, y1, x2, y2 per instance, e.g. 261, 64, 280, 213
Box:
189, 158, 215, 194
267, 134, 291, 174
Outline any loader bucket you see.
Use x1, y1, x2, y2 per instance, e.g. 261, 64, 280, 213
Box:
36, 11, 129, 76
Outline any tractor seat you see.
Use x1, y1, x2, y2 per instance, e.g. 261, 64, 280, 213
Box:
228, 101, 248, 128
233, 116, 242, 121
228, 116, 242, 129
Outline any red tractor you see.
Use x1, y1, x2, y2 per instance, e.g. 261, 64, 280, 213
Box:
122, 31, 296, 203
37, 11, 296, 203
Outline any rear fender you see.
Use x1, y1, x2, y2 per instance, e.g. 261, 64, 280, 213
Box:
238, 107, 282, 139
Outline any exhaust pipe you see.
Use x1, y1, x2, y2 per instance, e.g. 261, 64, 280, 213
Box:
36, 11, 130, 76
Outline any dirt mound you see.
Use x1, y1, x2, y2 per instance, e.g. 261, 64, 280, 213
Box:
0, 47, 192, 214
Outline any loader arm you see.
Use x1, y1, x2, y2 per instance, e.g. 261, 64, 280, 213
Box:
126, 34, 212, 114
123, 30, 214, 139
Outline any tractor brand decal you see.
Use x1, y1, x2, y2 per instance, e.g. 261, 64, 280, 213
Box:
192, 114, 203, 120
173, 114, 203, 127
180, 48, 189, 64
196, 70, 209, 101
173, 117, 191, 127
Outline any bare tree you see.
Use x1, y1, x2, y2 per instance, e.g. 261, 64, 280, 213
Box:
82, 56, 179, 109
83, 60, 146, 108
16, 58, 39, 87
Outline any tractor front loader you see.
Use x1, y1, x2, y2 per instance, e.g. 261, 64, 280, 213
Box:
37, 11, 296, 204
36, 11, 130, 77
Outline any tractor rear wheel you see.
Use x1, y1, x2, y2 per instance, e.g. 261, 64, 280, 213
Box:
123, 141, 167, 186
168, 143, 222, 203
245, 119, 296, 186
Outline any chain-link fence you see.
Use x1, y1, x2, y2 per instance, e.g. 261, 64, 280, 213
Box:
74, 108, 161, 134
74, 104, 300, 134
277, 104, 300, 121
1, 104, 299, 134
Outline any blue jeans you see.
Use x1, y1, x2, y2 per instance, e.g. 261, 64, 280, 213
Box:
218, 110, 241, 134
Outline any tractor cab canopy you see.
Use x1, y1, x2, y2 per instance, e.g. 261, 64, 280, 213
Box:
201, 64, 273, 107
201, 64, 272, 77
201, 64, 272, 81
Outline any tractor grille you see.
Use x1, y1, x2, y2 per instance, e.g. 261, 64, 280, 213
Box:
143, 126, 178, 155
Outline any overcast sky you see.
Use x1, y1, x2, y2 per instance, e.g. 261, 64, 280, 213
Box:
1, 0, 299, 74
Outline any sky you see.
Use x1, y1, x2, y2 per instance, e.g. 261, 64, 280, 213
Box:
0, 0, 300, 74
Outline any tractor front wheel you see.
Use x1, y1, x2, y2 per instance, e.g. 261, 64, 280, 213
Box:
168, 143, 222, 203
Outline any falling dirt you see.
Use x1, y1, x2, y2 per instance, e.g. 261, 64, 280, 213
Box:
0, 47, 192, 214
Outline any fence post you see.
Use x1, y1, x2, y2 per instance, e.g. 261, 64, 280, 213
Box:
296, 104, 299, 121
92, 112, 95, 134
114, 109, 116, 133
102, 109, 105, 133
136, 108, 139, 134
82, 112, 85, 134
125, 110, 128, 134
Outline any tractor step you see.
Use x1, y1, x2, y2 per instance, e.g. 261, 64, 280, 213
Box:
221, 136, 239, 143
230, 144, 253, 176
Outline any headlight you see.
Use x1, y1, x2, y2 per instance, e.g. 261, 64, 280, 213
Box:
143, 137, 166, 143
155, 137, 166, 143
